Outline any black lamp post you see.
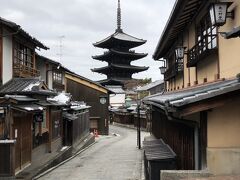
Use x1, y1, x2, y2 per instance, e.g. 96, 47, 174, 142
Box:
137, 102, 141, 149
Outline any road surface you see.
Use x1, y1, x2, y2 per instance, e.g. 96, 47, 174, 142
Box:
39, 125, 149, 180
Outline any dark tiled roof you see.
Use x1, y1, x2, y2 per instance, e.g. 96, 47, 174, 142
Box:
222, 26, 240, 39
0, 17, 48, 50
137, 80, 164, 91
144, 78, 240, 108
12, 104, 45, 112
92, 64, 148, 73
105, 85, 125, 94
93, 31, 146, 49
0, 78, 56, 96
97, 78, 124, 86
6, 95, 38, 102
92, 49, 148, 61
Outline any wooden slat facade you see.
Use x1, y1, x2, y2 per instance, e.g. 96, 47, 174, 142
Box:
12, 112, 32, 172
66, 77, 109, 135
63, 110, 90, 146
152, 108, 195, 170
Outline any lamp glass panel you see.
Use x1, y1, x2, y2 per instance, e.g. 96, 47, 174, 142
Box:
176, 47, 184, 59
210, 5, 216, 25
214, 3, 227, 25
160, 67, 166, 74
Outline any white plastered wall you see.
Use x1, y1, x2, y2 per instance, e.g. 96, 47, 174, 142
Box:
2, 29, 13, 84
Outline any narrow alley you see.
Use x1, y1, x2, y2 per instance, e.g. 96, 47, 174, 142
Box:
37, 125, 149, 180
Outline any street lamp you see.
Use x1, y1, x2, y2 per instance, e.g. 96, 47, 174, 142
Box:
209, 2, 228, 26
159, 66, 166, 75
175, 47, 185, 60
209, 2, 234, 27
157, 59, 166, 75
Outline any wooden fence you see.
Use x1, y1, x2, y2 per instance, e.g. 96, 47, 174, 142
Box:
72, 110, 90, 144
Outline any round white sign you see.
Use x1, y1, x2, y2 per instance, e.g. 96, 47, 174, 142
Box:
100, 97, 107, 104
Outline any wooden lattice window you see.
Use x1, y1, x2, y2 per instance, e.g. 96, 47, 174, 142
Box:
13, 42, 34, 68
196, 14, 217, 53
53, 71, 63, 84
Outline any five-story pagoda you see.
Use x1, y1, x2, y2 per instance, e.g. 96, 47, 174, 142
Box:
92, 0, 148, 86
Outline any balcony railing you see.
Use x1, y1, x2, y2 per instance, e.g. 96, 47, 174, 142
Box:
187, 34, 218, 67
13, 64, 40, 78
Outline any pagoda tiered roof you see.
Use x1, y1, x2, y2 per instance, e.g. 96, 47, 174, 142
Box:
92, 0, 148, 86
93, 30, 146, 49
97, 78, 125, 86
92, 64, 148, 74
92, 49, 148, 62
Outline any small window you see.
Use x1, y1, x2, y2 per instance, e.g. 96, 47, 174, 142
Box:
13, 41, 34, 68
53, 71, 63, 84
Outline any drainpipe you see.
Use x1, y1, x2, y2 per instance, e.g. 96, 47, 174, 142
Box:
194, 125, 199, 170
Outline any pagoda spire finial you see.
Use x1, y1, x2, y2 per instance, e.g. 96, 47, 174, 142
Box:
117, 0, 122, 32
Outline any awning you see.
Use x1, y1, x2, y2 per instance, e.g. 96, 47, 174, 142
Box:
12, 104, 45, 112
144, 78, 240, 116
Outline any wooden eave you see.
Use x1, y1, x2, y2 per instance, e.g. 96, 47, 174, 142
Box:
97, 78, 124, 86
92, 49, 147, 61
93, 31, 146, 49
92, 64, 148, 74
153, 0, 206, 60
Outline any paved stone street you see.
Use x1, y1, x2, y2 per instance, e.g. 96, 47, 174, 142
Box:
38, 125, 149, 180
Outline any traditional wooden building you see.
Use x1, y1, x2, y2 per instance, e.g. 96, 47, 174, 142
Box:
65, 72, 110, 135
92, 0, 148, 86
36, 55, 69, 92
62, 103, 90, 147
0, 17, 48, 86
0, 78, 64, 175
144, 0, 240, 176
0, 17, 72, 177
137, 80, 164, 98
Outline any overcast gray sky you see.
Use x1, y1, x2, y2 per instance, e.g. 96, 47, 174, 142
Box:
1, 0, 175, 81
